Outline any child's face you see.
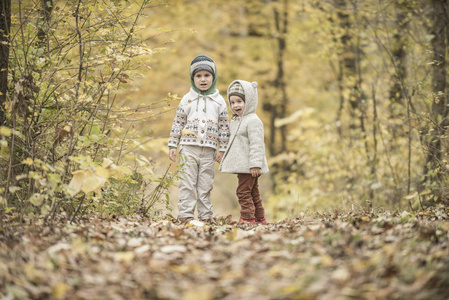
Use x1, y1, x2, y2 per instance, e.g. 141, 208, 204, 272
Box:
230, 95, 245, 116
193, 70, 213, 91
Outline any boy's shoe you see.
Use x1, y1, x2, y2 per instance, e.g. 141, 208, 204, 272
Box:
239, 217, 255, 225
256, 217, 267, 225
200, 217, 217, 225
178, 217, 194, 224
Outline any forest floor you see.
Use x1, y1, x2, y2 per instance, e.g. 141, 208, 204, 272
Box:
1, 206, 449, 300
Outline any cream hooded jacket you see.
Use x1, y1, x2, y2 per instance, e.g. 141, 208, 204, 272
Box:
219, 80, 269, 174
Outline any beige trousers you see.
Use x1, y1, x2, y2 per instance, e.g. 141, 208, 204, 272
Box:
178, 145, 216, 220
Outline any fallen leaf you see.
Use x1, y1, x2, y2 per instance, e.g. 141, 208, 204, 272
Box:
51, 282, 69, 300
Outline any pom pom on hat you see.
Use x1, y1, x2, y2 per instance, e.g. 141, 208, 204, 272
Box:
190, 55, 216, 79
252, 81, 258, 88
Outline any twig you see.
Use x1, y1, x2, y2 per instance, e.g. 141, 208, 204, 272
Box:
70, 195, 85, 224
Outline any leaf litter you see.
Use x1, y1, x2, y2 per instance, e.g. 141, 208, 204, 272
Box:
1, 206, 449, 300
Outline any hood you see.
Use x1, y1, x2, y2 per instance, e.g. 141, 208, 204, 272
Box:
227, 80, 258, 116
190, 55, 218, 96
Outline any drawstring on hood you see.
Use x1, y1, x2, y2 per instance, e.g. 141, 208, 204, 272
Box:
195, 94, 209, 113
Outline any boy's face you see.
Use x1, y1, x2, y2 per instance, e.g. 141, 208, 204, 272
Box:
230, 95, 245, 116
193, 70, 213, 91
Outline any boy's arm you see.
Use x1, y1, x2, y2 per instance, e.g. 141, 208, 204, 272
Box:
215, 151, 224, 163
169, 148, 177, 162
217, 108, 230, 152
168, 104, 187, 149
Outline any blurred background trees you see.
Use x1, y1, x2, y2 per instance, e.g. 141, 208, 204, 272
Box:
1, 0, 448, 222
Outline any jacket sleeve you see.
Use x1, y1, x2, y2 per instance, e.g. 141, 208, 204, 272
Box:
248, 117, 265, 169
217, 105, 230, 152
168, 99, 187, 148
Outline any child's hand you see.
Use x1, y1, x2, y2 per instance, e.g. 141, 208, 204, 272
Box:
169, 148, 177, 162
215, 151, 224, 163
251, 167, 261, 177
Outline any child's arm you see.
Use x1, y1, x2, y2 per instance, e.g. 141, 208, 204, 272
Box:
168, 106, 186, 146
248, 117, 265, 170
168, 101, 187, 160
217, 108, 230, 152
215, 151, 224, 163
250, 167, 261, 177
169, 148, 177, 162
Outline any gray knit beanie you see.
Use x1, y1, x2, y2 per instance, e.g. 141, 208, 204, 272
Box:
190, 55, 216, 80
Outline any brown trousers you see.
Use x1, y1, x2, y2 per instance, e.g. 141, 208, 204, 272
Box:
236, 174, 265, 220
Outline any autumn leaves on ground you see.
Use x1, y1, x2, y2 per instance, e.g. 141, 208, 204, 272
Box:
1, 206, 449, 300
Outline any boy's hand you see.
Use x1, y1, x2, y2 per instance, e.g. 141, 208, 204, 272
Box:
215, 151, 224, 163
251, 167, 261, 177
169, 148, 177, 162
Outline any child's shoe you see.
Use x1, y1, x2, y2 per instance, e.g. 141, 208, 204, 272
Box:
178, 217, 194, 224
201, 217, 217, 225
239, 217, 255, 225
256, 217, 267, 225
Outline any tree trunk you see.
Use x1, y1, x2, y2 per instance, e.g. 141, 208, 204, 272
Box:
389, 3, 409, 109
0, 0, 11, 126
272, 0, 288, 155
423, 0, 448, 187
37, 0, 54, 46
431, 1, 447, 117
263, 0, 290, 192
336, 0, 360, 129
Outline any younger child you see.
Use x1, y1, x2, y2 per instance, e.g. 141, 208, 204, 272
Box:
168, 55, 230, 224
219, 80, 268, 225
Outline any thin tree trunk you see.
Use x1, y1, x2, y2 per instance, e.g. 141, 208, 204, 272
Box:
336, 60, 344, 135
269, 107, 277, 156
0, 0, 11, 126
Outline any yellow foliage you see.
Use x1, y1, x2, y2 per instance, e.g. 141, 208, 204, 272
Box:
68, 158, 122, 197
68, 168, 105, 197
22, 157, 34, 166
0, 126, 12, 137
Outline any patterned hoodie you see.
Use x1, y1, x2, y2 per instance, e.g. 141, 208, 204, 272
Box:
219, 80, 269, 174
168, 56, 230, 151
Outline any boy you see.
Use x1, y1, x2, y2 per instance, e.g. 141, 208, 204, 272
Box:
219, 80, 268, 225
168, 55, 230, 224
